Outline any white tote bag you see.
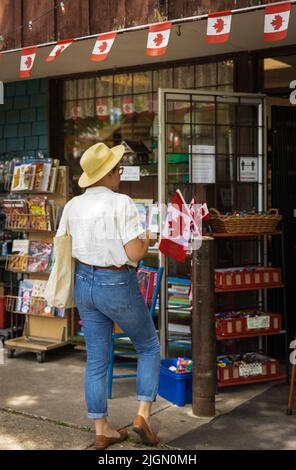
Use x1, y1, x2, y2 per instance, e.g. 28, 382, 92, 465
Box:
44, 223, 75, 309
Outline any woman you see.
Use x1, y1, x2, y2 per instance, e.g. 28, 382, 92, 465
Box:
57, 142, 160, 450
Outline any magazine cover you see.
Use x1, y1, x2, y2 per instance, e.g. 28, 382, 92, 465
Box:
27, 197, 48, 230
30, 280, 55, 316
137, 268, 157, 305
11, 162, 35, 191
28, 241, 53, 272
2, 198, 28, 229
8, 239, 30, 272
16, 280, 34, 313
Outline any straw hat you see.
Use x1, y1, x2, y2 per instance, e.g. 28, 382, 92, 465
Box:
78, 142, 125, 188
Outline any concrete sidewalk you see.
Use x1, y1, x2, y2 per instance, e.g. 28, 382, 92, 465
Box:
0, 346, 292, 450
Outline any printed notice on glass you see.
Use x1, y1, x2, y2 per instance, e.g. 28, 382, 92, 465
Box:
238, 157, 258, 182
120, 166, 140, 181
247, 316, 270, 330
189, 145, 216, 184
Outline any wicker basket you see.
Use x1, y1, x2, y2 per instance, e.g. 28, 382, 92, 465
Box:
208, 208, 282, 234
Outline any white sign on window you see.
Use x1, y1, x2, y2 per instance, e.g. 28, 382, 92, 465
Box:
120, 166, 140, 181
189, 145, 216, 184
238, 157, 258, 182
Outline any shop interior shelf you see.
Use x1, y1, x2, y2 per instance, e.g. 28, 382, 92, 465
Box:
216, 329, 287, 341
217, 372, 287, 388
205, 231, 283, 238
215, 284, 284, 293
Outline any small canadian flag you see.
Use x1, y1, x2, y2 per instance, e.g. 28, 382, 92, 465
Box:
20, 47, 37, 78
159, 190, 192, 263
206, 10, 232, 43
46, 39, 74, 62
146, 22, 172, 57
123, 97, 135, 116
96, 99, 109, 120
264, 1, 291, 42
91, 32, 117, 61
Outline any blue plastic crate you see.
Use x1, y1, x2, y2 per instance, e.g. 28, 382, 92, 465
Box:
158, 358, 192, 406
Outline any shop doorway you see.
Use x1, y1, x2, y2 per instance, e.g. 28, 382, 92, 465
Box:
270, 104, 296, 341
158, 89, 266, 357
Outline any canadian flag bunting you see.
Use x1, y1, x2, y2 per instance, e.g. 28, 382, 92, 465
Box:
20, 47, 37, 78
264, 1, 291, 42
123, 97, 135, 116
96, 99, 109, 120
206, 10, 232, 43
146, 22, 172, 57
189, 197, 209, 237
159, 190, 192, 263
91, 32, 117, 61
46, 39, 74, 62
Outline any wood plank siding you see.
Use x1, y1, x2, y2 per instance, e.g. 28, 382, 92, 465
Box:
0, 0, 287, 51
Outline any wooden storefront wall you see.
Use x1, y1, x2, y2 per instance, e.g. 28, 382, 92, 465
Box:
0, 0, 288, 52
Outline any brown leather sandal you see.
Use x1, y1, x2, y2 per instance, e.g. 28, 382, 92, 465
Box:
132, 415, 159, 446
95, 429, 128, 450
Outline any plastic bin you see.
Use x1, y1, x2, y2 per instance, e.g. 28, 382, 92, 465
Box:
159, 358, 192, 406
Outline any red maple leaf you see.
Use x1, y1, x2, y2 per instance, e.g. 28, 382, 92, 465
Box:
25, 56, 32, 69
99, 41, 108, 53
213, 18, 225, 33
54, 45, 65, 57
153, 33, 163, 47
271, 14, 284, 31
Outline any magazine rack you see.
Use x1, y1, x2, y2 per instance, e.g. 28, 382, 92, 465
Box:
4, 165, 70, 363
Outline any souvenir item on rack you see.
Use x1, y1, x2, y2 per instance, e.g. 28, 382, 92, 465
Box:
27, 241, 53, 272
27, 197, 49, 230
8, 239, 30, 272
2, 198, 28, 229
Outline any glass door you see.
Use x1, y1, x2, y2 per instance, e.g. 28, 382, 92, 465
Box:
158, 88, 266, 357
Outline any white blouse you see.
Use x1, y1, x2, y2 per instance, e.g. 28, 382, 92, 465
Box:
56, 186, 144, 267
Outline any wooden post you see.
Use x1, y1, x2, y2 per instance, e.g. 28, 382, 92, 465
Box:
192, 236, 216, 417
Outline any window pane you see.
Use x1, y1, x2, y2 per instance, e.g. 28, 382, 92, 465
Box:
96, 75, 113, 97
167, 100, 191, 123
154, 68, 173, 90
114, 73, 132, 95
218, 60, 234, 85
64, 80, 77, 100
174, 65, 194, 89
195, 63, 217, 88
193, 102, 215, 124
78, 78, 95, 99
133, 71, 152, 93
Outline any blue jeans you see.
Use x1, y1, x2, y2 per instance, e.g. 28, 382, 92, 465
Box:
75, 261, 161, 419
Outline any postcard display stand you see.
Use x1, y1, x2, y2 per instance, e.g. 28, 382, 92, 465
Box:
4, 164, 70, 363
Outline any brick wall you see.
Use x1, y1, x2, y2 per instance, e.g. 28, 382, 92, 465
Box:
0, 79, 49, 157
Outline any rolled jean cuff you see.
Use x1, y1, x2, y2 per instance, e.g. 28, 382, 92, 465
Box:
137, 395, 157, 402
87, 412, 108, 419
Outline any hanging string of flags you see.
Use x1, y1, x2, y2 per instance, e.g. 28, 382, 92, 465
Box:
0, 1, 293, 79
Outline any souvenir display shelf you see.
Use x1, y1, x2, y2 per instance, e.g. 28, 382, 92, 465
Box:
4, 165, 70, 363
213, 230, 288, 387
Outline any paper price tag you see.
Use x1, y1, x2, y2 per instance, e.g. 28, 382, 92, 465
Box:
247, 316, 270, 330
239, 363, 263, 377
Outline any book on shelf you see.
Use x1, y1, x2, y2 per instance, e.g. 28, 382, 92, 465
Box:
11, 162, 35, 191
168, 323, 191, 334
27, 196, 51, 231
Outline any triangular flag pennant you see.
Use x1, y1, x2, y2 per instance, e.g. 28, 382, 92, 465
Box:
91, 32, 117, 61
264, 1, 291, 42
146, 22, 172, 57
206, 10, 232, 43
46, 39, 74, 62
20, 47, 37, 78
159, 189, 192, 263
